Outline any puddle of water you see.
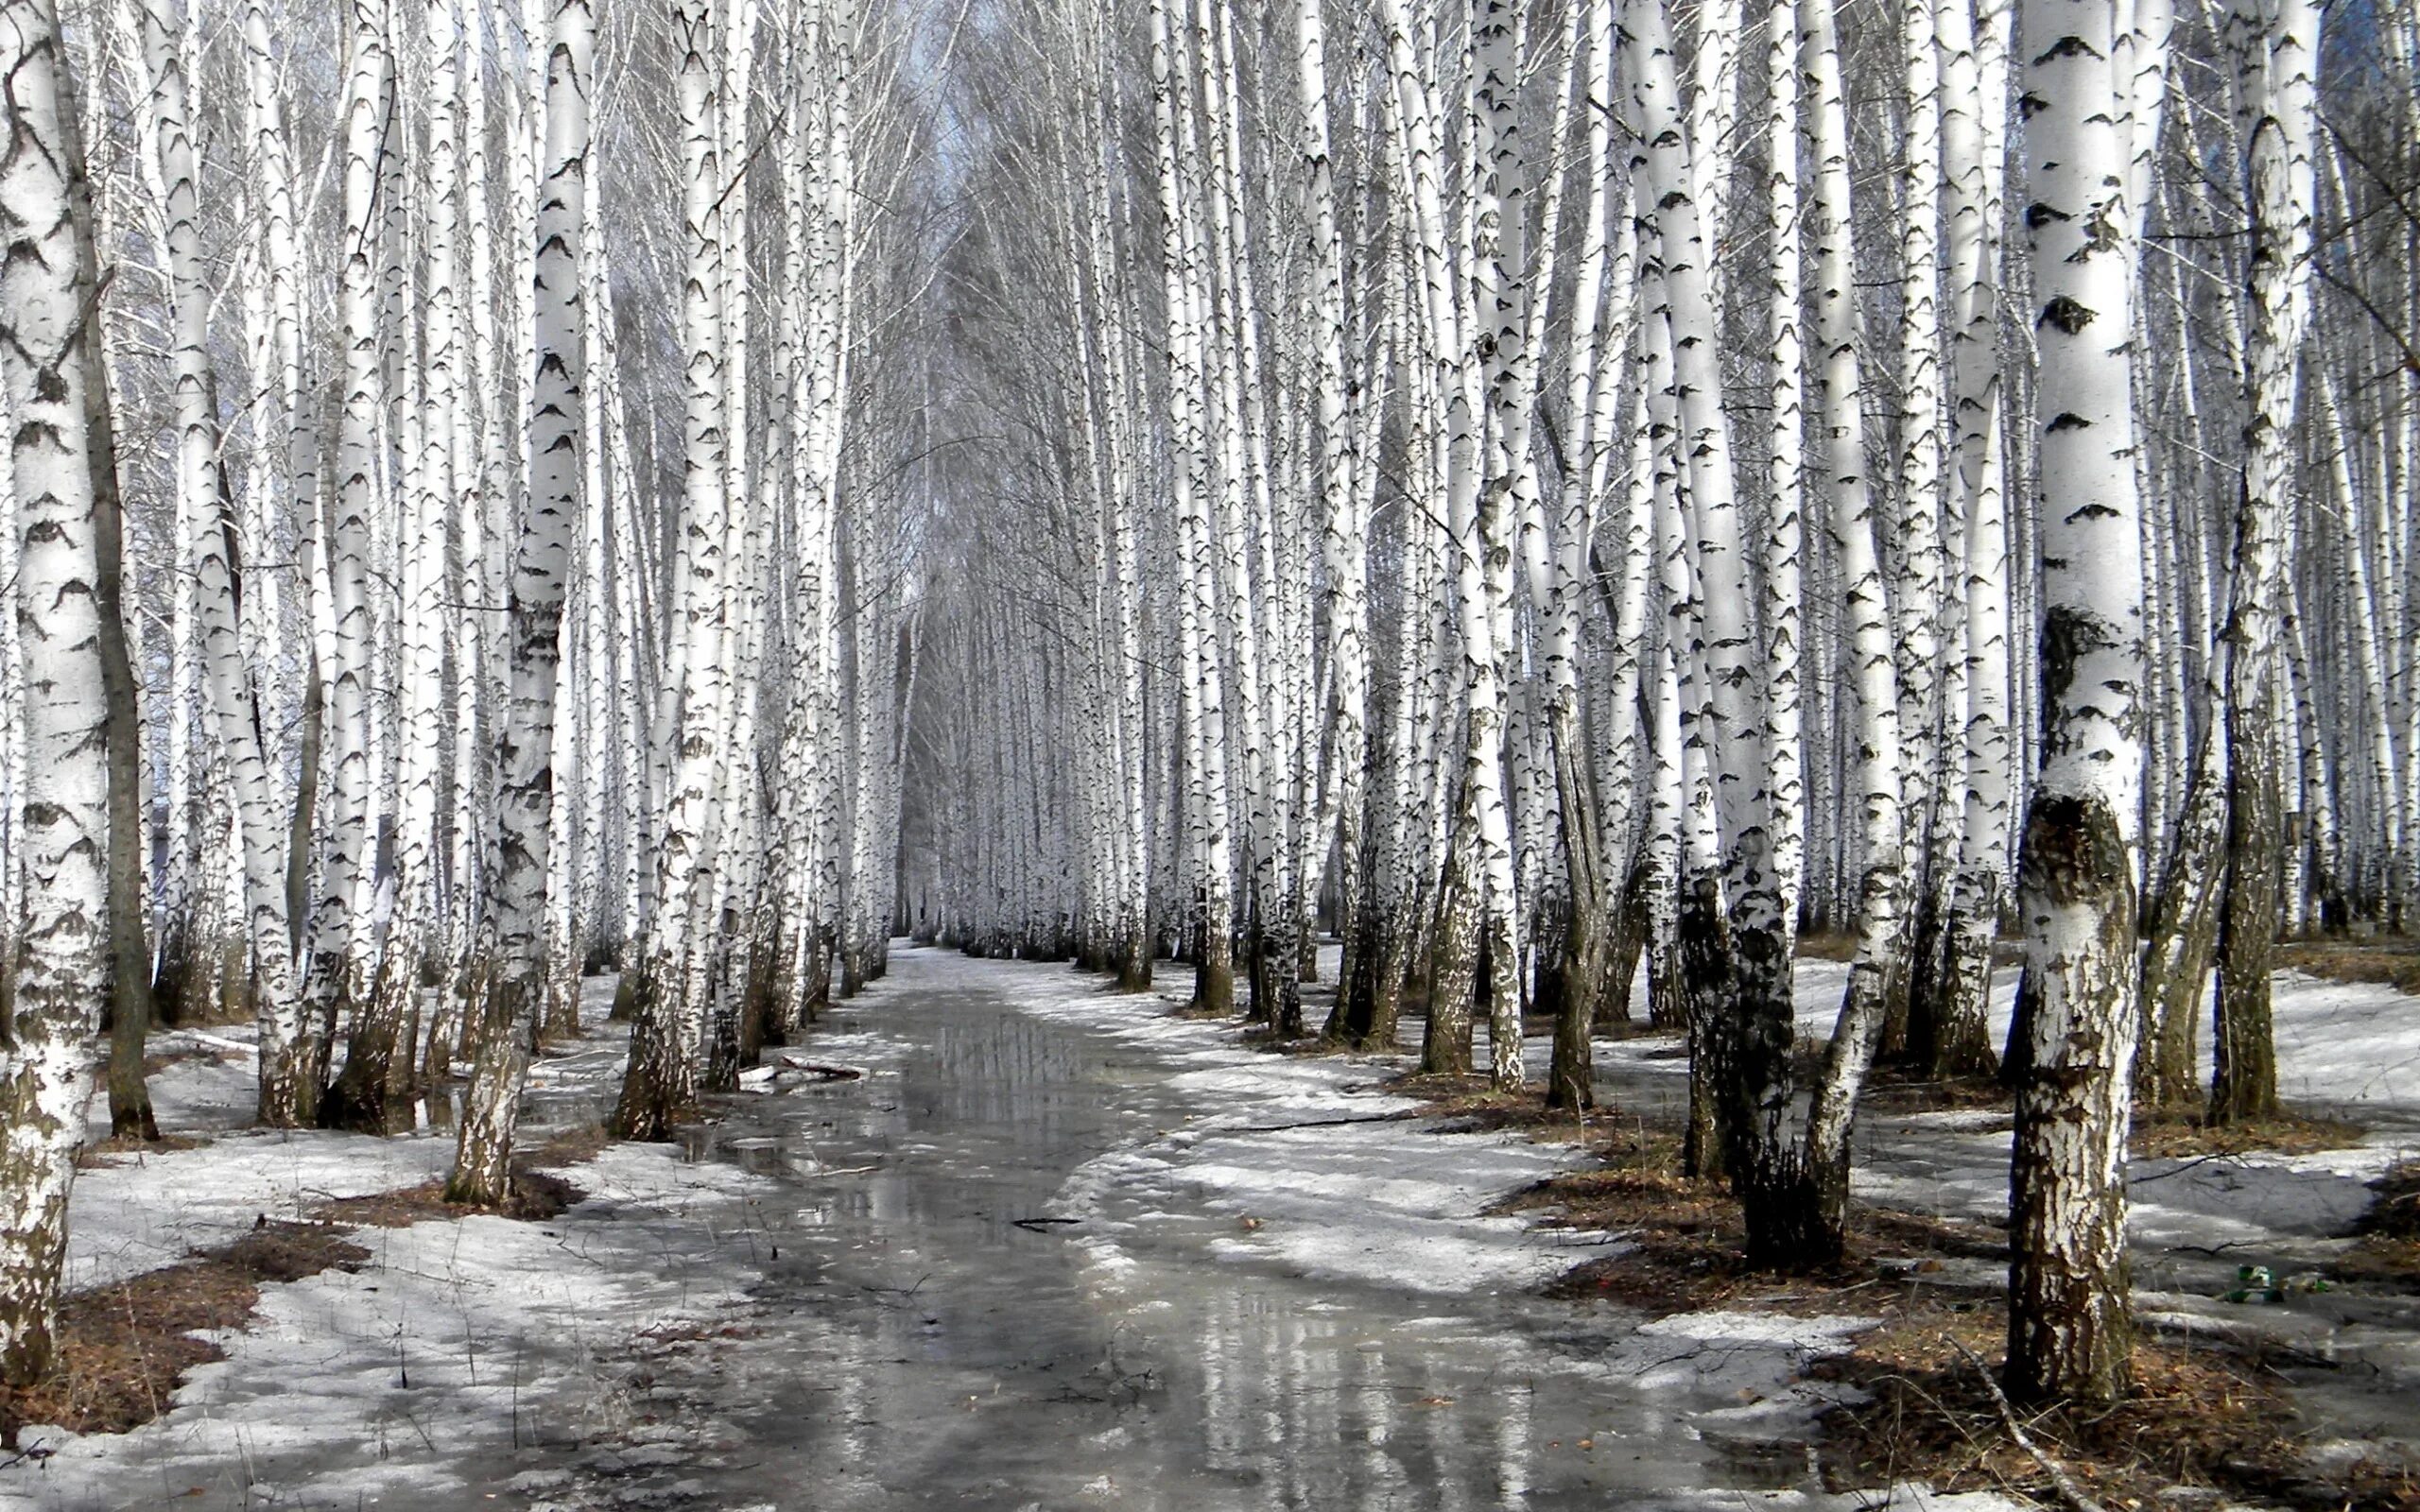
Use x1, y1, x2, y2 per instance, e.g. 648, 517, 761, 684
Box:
542, 972, 1806, 1511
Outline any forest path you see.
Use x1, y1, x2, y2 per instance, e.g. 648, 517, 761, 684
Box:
538, 944, 1830, 1512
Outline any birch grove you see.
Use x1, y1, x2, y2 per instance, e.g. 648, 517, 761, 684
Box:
3, 0, 2416, 1419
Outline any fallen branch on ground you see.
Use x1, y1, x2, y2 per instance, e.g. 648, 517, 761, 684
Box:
1945, 1334, 2113, 1512
775, 1057, 868, 1080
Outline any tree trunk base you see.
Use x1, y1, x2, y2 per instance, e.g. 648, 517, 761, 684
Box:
1740, 1150, 1850, 1269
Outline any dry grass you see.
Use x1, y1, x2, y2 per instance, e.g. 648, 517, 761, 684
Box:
1487, 1116, 2414, 1508
1794, 933, 2027, 967
307, 1119, 611, 1227
2275, 939, 2420, 995
2130, 1108, 2368, 1160
1860, 1070, 2014, 1117
139, 1044, 228, 1078
1502, 1160, 2418, 1508
2365, 1161, 2420, 1240
0, 1223, 370, 1452
1507, 1145, 2412, 1508
1392, 1077, 1679, 1152
8, 1116, 614, 1452
522, 1120, 614, 1169
1237, 1025, 1361, 1057
1819, 1302, 2416, 1512
2329, 1161, 2420, 1290
74, 1134, 210, 1170
2334, 1236, 2420, 1291
1795, 932, 1862, 963
309, 1169, 584, 1228
1510, 1164, 2006, 1316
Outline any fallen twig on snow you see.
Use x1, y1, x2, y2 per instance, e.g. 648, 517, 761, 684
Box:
774, 1057, 868, 1080
1209, 1112, 1408, 1136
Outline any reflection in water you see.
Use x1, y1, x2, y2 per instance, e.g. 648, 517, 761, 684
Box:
605, 970, 1772, 1510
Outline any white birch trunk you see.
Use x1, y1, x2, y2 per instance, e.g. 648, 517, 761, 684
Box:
301, 0, 394, 1125
616, 0, 732, 1138
455, 0, 593, 1200
0, 0, 114, 1380
2005, 0, 2153, 1405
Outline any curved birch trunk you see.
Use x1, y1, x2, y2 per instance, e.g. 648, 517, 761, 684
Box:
1293, 0, 1367, 1040
1545, 0, 1620, 1108
2210, 0, 2318, 1126
1150, 0, 1235, 1020
1927, 0, 2014, 1081
1730, 0, 1905, 1262
1629, 0, 1792, 1208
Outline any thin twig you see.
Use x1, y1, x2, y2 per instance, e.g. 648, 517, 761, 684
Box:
1945, 1334, 2114, 1512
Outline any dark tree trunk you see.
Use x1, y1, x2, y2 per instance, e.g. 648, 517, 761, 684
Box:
267, 657, 329, 1126
1269, 915, 1306, 1039
611, 963, 693, 1142
92, 341, 157, 1143
444, 967, 536, 1206
741, 917, 782, 1059
1243, 898, 1274, 1025
1677, 876, 1734, 1180
1547, 892, 1599, 1111
2137, 721, 2227, 1108
1191, 908, 1235, 1017
1899, 865, 1953, 1069
704, 943, 743, 1093
320, 941, 412, 1132
1600, 853, 1651, 1028
1422, 850, 1479, 1076
2211, 696, 2282, 1125
1933, 869, 2003, 1078
804, 926, 836, 1020
1547, 721, 1606, 1109
1740, 1142, 1851, 1268
1115, 916, 1152, 992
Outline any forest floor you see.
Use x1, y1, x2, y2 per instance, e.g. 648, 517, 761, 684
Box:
1, 951, 2415, 1509
1403, 957, 2420, 1511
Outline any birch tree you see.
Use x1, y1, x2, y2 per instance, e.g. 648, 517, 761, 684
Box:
616, 0, 733, 1140
293, 0, 393, 1127
0, 0, 116, 1380
451, 0, 595, 1199
2005, 0, 2154, 1405
2209, 0, 2318, 1126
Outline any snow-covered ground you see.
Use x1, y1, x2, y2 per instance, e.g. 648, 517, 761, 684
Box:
10, 947, 2417, 1508
13, 1145, 776, 1510
9, 986, 785, 1512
